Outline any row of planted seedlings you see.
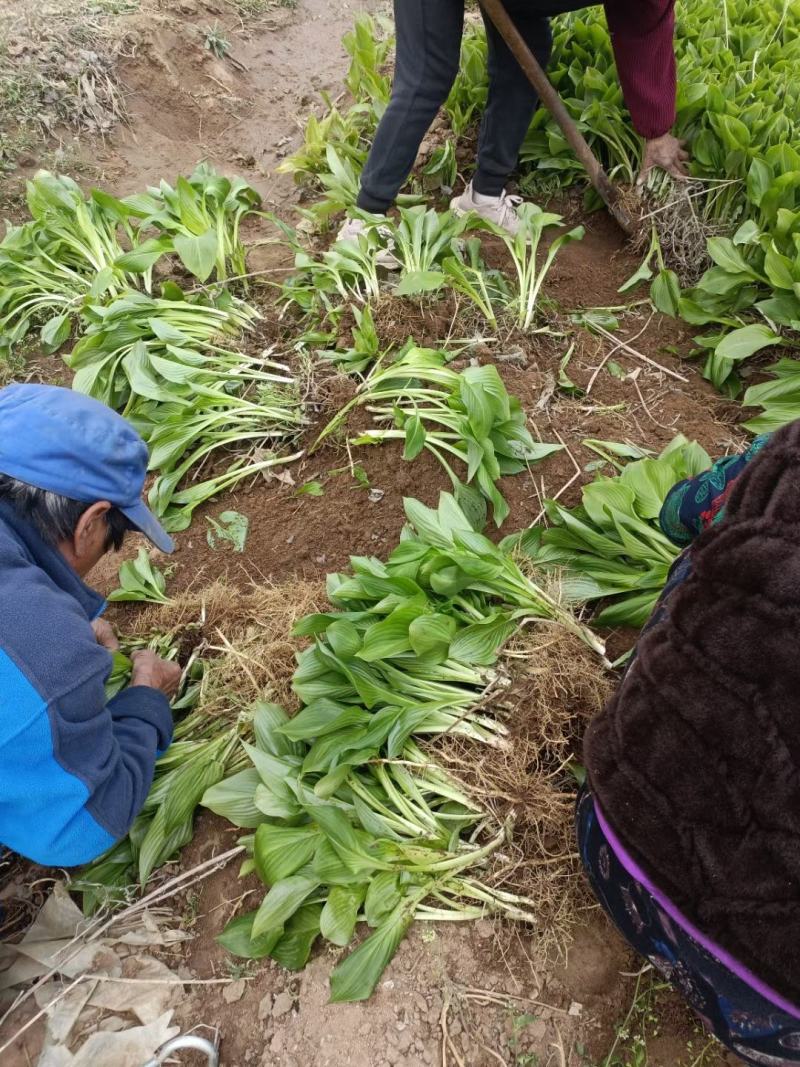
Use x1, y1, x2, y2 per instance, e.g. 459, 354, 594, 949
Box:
286, 4, 800, 424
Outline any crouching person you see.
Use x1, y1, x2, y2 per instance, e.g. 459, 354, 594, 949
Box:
0, 384, 181, 867
580, 425, 800, 1065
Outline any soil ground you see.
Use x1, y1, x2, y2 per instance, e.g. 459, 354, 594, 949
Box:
0, 1, 748, 1064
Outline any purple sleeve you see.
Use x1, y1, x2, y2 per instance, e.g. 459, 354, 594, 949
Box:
604, 0, 677, 139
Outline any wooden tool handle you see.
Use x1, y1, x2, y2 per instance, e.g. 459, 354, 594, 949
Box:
480, 0, 635, 233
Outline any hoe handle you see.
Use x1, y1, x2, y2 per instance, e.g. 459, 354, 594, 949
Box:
480, 0, 636, 235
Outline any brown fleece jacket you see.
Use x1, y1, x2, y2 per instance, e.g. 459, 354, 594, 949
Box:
584, 420, 800, 1005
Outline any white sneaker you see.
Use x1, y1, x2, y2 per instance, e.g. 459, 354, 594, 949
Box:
450, 181, 523, 237
336, 215, 400, 270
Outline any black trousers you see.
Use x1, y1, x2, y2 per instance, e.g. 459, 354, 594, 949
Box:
357, 0, 588, 212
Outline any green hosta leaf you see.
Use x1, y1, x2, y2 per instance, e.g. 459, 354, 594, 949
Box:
40, 313, 72, 353
357, 599, 427, 662
310, 804, 388, 874
254, 783, 301, 820
715, 324, 781, 362
403, 415, 427, 461
449, 613, 516, 665
764, 245, 797, 291
253, 702, 304, 759
594, 590, 661, 629
254, 824, 320, 884
217, 911, 284, 959
733, 220, 761, 246
320, 884, 367, 947
115, 237, 172, 274
175, 174, 209, 233
618, 255, 655, 293
326, 619, 363, 659
454, 481, 488, 532
107, 548, 170, 604
313, 836, 367, 886
173, 229, 218, 282
403, 498, 450, 548
651, 269, 680, 317
395, 271, 445, 296
460, 369, 503, 438
243, 742, 300, 800
279, 699, 371, 741
364, 871, 402, 927
270, 902, 323, 970
252, 873, 320, 939
123, 341, 189, 406
206, 510, 249, 553
706, 237, 753, 276
329, 903, 413, 1003
201, 768, 264, 828
747, 158, 772, 207
407, 612, 457, 660
161, 758, 225, 833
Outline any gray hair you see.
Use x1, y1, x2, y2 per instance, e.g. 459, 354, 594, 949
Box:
0, 474, 130, 550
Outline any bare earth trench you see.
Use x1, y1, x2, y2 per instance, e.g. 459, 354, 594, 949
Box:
0, 1, 745, 1064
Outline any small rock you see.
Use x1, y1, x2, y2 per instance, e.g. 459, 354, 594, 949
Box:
475, 918, 494, 940
258, 993, 272, 1021
568, 1000, 583, 1017
396, 1030, 413, 1053
314, 554, 326, 565
270, 1030, 285, 1054
368, 488, 384, 503
223, 978, 247, 1003
272, 990, 294, 1017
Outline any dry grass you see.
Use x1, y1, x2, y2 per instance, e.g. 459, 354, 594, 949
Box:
0, 0, 136, 171
128, 578, 323, 716
432, 626, 612, 958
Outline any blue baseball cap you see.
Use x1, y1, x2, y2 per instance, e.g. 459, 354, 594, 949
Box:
0, 383, 174, 553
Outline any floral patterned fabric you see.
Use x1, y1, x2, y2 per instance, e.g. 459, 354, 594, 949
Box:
659, 435, 770, 547
577, 790, 800, 1065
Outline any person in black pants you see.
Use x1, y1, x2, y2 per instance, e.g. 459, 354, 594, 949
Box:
340, 0, 688, 244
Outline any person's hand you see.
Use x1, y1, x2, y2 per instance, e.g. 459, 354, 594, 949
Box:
92, 618, 120, 652
638, 133, 690, 185
130, 650, 183, 699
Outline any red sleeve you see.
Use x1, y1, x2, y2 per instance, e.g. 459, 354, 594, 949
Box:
604, 0, 677, 140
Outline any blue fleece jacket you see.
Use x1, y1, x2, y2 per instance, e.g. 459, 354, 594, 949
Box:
0, 501, 173, 867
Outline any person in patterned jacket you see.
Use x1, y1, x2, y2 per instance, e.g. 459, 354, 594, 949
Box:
578, 428, 800, 1066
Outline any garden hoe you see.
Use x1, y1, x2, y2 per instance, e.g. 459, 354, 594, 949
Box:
481, 0, 636, 236
143, 1032, 220, 1066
